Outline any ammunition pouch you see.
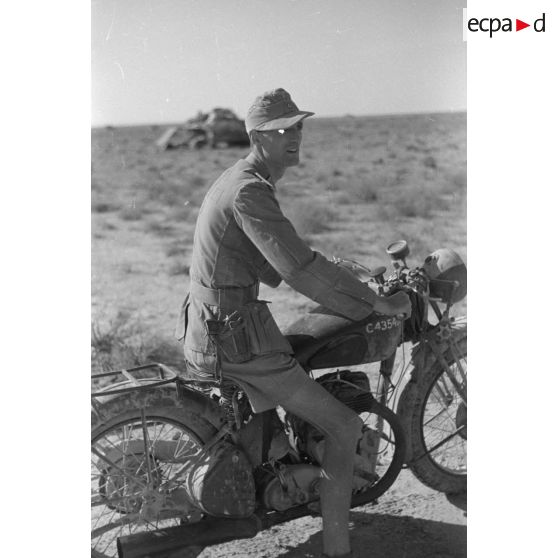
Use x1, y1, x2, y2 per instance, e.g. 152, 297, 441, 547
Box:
206, 312, 251, 363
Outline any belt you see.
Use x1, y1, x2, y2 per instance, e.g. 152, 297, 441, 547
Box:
189, 280, 259, 307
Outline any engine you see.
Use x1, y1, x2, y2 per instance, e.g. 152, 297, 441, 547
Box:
256, 463, 322, 511
255, 426, 383, 511
257, 370, 384, 511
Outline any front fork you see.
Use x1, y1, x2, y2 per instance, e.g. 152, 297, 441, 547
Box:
366, 352, 397, 474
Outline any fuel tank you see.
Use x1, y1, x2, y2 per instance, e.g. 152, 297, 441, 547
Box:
283, 305, 402, 369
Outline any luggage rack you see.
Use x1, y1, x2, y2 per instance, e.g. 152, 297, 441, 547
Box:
91, 362, 181, 398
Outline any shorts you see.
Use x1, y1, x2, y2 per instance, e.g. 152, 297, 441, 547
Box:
184, 349, 314, 413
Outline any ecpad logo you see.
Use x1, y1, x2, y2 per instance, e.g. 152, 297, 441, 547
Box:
467, 12, 546, 38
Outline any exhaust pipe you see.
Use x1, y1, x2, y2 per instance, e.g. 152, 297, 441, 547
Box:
117, 504, 315, 558
116, 481, 390, 557
117, 515, 262, 558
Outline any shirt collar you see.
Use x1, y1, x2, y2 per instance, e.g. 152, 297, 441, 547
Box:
240, 157, 276, 191
252, 171, 275, 191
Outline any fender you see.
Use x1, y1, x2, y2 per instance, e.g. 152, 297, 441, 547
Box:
91, 378, 225, 432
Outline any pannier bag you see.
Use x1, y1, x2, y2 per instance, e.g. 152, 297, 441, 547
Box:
183, 439, 256, 518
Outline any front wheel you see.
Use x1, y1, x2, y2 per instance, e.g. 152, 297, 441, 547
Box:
399, 327, 467, 494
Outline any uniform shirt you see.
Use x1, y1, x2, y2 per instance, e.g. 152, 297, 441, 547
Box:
178, 158, 380, 371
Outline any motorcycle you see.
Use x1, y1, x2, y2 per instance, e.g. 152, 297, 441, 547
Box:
91, 239, 467, 558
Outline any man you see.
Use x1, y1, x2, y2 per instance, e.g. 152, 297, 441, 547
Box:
178, 88, 410, 558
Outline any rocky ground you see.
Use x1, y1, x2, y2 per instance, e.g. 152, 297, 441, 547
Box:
198, 470, 466, 558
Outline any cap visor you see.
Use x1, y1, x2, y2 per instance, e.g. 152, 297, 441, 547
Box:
255, 111, 315, 131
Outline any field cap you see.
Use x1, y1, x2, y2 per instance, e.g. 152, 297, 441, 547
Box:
245, 88, 314, 134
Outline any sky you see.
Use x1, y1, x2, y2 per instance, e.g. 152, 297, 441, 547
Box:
92, 0, 466, 126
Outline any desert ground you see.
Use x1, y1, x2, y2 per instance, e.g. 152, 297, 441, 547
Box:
92, 111, 466, 557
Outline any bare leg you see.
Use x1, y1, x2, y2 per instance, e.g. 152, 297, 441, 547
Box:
221, 353, 362, 556
277, 372, 362, 557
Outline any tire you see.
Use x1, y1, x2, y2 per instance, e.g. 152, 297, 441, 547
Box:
399, 329, 467, 494
91, 390, 217, 558
350, 400, 406, 507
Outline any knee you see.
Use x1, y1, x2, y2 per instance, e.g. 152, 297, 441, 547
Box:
330, 412, 362, 448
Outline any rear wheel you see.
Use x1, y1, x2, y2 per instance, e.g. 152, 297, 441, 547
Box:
91, 394, 216, 558
401, 331, 467, 494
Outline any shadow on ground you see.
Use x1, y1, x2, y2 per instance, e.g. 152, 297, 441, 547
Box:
275, 511, 466, 558
446, 491, 467, 513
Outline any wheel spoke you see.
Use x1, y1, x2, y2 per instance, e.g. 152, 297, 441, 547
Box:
422, 406, 450, 427
423, 424, 466, 454
421, 349, 466, 475
91, 446, 148, 490
91, 513, 140, 539
92, 415, 204, 558
424, 400, 458, 424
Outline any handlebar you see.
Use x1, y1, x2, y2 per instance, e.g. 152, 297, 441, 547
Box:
333, 240, 429, 297
334, 239, 463, 332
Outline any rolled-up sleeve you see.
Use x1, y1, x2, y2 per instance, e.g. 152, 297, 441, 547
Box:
233, 183, 380, 320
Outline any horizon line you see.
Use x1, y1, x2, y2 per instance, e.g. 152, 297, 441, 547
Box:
91, 107, 467, 129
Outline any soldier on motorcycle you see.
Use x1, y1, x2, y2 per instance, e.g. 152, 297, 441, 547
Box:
177, 88, 411, 558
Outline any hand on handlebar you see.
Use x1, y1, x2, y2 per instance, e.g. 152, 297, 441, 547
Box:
374, 291, 412, 320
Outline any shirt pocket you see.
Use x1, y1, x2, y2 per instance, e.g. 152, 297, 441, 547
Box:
245, 301, 292, 355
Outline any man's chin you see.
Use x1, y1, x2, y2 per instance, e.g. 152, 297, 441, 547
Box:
285, 154, 300, 167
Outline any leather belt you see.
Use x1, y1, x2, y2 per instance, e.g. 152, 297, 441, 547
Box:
189, 280, 259, 307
